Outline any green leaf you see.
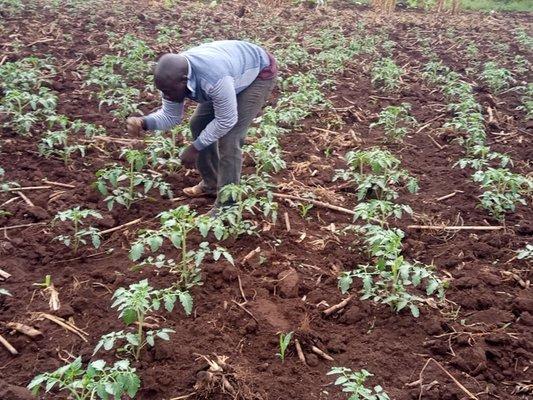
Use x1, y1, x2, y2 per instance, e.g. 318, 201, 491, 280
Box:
179, 291, 193, 315
129, 242, 144, 261
409, 304, 420, 318
122, 308, 137, 325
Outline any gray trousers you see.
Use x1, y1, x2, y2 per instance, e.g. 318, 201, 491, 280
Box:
190, 77, 276, 204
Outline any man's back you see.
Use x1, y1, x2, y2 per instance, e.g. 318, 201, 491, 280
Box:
183, 40, 270, 97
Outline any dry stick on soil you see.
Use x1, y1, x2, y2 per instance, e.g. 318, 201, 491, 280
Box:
242, 247, 261, 265
99, 218, 143, 235
237, 275, 248, 303
427, 134, 444, 150
34, 312, 88, 342
408, 358, 479, 400
4, 185, 51, 192
92, 135, 144, 145
50, 249, 113, 265
0, 333, 18, 355
42, 179, 75, 189
407, 225, 504, 231
1, 197, 19, 207
26, 37, 55, 47
231, 300, 259, 325
273, 193, 355, 216
16, 191, 35, 207
436, 190, 464, 202
323, 296, 353, 316
5, 322, 43, 338
0, 269, 11, 280
0, 222, 47, 232
295, 339, 307, 365
284, 212, 291, 232
311, 345, 334, 361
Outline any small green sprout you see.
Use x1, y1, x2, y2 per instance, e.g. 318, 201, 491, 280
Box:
276, 331, 293, 363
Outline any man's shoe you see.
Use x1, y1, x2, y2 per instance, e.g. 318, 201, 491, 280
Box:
183, 183, 216, 198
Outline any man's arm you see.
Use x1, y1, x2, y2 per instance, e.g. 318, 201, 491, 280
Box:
142, 97, 185, 131
192, 77, 238, 150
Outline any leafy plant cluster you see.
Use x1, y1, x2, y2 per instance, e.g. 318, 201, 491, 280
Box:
0, 56, 58, 136
94, 279, 185, 361
53, 207, 103, 254
328, 367, 390, 400
481, 61, 513, 94
423, 60, 531, 221
371, 57, 404, 92
145, 125, 189, 173
334, 148, 444, 317
95, 149, 173, 210
517, 82, 532, 119
311, 28, 381, 75
333, 148, 419, 201
38, 116, 105, 165
85, 34, 155, 118
370, 103, 416, 142
28, 357, 140, 400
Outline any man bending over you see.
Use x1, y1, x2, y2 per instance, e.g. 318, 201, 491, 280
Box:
127, 40, 277, 213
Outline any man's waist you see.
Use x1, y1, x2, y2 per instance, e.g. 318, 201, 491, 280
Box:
258, 51, 278, 80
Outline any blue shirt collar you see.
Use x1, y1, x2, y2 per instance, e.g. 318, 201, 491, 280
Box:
184, 56, 196, 98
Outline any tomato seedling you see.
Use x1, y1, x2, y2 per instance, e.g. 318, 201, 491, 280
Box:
53, 207, 103, 254
28, 357, 140, 400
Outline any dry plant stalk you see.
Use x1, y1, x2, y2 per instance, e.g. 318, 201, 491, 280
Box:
5, 322, 43, 338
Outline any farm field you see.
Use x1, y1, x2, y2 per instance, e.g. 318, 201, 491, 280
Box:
0, 0, 532, 399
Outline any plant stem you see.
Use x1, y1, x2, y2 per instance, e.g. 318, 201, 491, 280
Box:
73, 219, 79, 254
181, 231, 188, 285
135, 312, 144, 361
128, 160, 134, 209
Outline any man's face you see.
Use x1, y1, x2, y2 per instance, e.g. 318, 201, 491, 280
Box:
157, 80, 188, 103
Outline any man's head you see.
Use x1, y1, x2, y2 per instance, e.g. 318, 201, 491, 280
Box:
154, 53, 189, 102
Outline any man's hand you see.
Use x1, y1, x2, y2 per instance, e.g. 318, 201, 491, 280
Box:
126, 117, 144, 135
180, 144, 199, 169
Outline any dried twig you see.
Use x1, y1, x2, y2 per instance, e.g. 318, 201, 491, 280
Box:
427, 134, 444, 150
0, 222, 47, 232
33, 312, 88, 342
0, 333, 18, 355
323, 296, 353, 316
4, 185, 51, 192
436, 190, 464, 202
237, 275, 248, 303
242, 247, 261, 265
284, 212, 291, 232
295, 339, 307, 365
26, 37, 55, 47
231, 300, 259, 325
311, 345, 334, 361
407, 358, 479, 400
273, 193, 355, 216
5, 322, 43, 338
42, 179, 75, 189
407, 225, 504, 231
99, 218, 143, 235
16, 191, 35, 207
0, 269, 11, 280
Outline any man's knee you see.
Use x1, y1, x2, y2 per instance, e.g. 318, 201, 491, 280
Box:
218, 133, 242, 158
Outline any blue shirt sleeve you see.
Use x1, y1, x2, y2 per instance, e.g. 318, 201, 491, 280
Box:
142, 96, 184, 131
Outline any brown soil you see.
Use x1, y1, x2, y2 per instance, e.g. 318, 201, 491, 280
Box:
0, 1, 532, 400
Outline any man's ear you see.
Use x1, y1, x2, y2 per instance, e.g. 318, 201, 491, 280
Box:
178, 74, 188, 83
